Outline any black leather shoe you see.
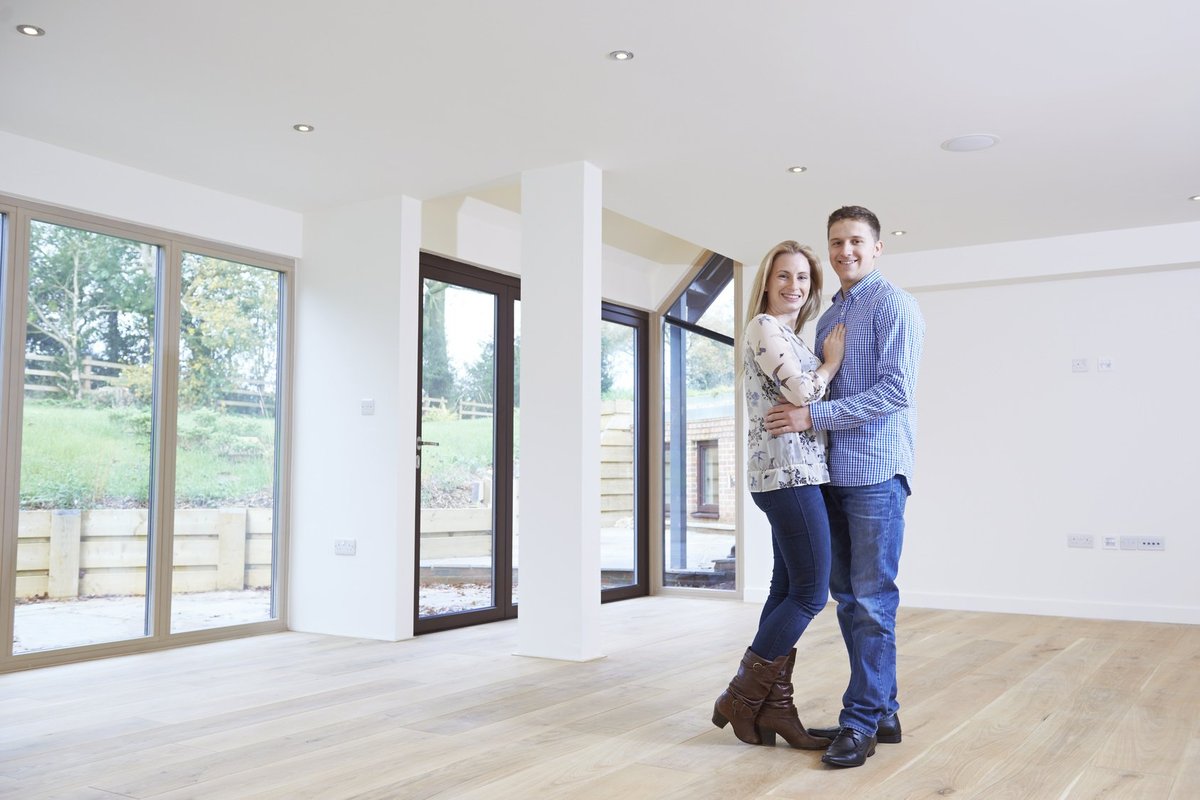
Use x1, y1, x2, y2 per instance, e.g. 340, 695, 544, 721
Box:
808, 714, 901, 744
821, 728, 877, 768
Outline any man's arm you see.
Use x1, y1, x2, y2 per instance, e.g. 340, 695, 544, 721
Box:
766, 292, 923, 434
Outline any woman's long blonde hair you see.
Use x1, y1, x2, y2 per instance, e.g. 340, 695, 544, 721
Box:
744, 240, 824, 334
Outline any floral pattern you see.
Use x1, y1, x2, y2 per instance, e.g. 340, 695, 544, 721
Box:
744, 314, 830, 491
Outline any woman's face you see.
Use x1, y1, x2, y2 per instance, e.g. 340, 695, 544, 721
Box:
764, 252, 810, 319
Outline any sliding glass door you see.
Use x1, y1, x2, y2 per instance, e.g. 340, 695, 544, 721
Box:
1, 201, 292, 669
13, 220, 161, 653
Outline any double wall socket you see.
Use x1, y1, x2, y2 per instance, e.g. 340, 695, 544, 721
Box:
334, 538, 357, 556
1067, 534, 1094, 548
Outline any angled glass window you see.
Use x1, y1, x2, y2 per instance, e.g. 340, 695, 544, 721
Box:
662, 253, 737, 591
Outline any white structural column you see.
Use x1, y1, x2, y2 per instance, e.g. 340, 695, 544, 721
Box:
516, 162, 604, 661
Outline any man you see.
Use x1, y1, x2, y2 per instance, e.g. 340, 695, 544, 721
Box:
764, 205, 925, 768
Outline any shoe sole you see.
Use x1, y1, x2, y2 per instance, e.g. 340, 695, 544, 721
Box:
808, 729, 901, 745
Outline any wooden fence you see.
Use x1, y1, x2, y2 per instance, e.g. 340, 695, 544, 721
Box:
24, 353, 129, 394
24, 352, 273, 413
16, 508, 274, 600
422, 396, 493, 419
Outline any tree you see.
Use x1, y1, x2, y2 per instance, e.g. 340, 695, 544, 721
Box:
422, 280, 456, 404
177, 254, 280, 412
685, 334, 734, 391
25, 221, 156, 400
460, 341, 495, 404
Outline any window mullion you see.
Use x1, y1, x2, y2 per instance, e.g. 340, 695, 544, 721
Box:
147, 240, 182, 641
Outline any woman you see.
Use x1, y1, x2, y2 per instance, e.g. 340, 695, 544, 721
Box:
712, 240, 845, 749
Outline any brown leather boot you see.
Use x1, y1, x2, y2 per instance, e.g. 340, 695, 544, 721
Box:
754, 648, 831, 749
712, 648, 787, 744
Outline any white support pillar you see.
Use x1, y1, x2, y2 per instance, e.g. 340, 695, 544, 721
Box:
516, 161, 604, 661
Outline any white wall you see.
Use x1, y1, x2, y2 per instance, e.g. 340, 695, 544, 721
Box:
888, 225, 1200, 623
421, 192, 696, 311
0, 131, 301, 257
290, 195, 421, 640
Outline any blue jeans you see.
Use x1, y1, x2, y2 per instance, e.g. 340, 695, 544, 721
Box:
749, 485, 831, 661
823, 476, 908, 735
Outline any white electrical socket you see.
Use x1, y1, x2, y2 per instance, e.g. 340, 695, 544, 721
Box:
334, 538, 357, 556
1138, 536, 1165, 551
1071, 358, 1088, 373
1097, 358, 1115, 372
1119, 536, 1139, 551
1067, 534, 1094, 549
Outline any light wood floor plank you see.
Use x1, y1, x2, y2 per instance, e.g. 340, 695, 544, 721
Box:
1063, 765, 1175, 799
1167, 735, 1200, 800
0, 597, 1196, 799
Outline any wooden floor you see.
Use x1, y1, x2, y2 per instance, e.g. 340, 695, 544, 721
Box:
1, 596, 1198, 799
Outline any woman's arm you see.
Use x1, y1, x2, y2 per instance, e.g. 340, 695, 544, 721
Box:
747, 316, 843, 407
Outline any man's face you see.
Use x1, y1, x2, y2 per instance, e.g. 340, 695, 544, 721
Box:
828, 218, 883, 290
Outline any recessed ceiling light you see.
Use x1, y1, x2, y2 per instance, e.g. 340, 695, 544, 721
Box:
16, 24, 45, 36
292, 124, 315, 133
608, 50, 634, 61
787, 166, 807, 174
891, 230, 907, 236
941, 134, 999, 152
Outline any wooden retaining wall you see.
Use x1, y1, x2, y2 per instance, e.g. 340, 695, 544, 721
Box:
16, 508, 274, 599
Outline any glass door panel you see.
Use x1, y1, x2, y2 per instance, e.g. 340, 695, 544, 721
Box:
14, 220, 159, 653
170, 252, 281, 633
418, 278, 498, 619
600, 319, 637, 590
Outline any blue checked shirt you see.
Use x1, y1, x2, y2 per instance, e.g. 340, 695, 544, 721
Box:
810, 269, 925, 488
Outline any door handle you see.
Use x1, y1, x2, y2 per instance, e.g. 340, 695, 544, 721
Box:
417, 439, 439, 447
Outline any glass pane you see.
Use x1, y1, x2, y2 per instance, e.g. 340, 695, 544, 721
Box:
666, 253, 735, 338
694, 280, 736, 340
700, 442, 720, 508
14, 220, 158, 653
511, 299, 520, 607
419, 280, 497, 618
600, 319, 637, 589
663, 324, 736, 590
170, 253, 281, 633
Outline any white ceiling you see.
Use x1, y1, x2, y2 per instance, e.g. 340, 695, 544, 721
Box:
2, 0, 1198, 266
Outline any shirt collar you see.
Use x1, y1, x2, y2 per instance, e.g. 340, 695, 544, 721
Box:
835, 268, 883, 303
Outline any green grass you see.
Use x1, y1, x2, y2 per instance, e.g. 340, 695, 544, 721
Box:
19, 402, 275, 509
418, 414, 519, 505
19, 403, 519, 510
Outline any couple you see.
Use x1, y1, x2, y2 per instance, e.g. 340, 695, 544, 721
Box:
711, 205, 925, 769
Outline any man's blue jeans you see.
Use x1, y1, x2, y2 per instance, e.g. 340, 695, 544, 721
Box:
749, 485, 831, 661
822, 476, 908, 736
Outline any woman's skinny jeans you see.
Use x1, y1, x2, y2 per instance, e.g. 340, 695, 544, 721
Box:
749, 484, 831, 661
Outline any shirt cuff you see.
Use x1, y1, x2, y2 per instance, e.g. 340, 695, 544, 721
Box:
809, 400, 832, 431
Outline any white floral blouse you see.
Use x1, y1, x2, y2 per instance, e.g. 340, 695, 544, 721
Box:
744, 314, 830, 491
